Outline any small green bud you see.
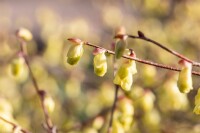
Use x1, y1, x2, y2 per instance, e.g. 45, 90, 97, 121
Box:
16, 28, 33, 41
93, 48, 107, 77
114, 27, 127, 59
67, 44, 84, 65
177, 60, 193, 93
115, 39, 127, 59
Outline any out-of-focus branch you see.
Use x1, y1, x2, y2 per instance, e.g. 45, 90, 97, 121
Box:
17, 38, 56, 133
108, 85, 119, 133
0, 116, 31, 133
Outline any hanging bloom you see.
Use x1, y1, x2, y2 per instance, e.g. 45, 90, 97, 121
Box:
67, 38, 84, 65
93, 48, 107, 77
113, 59, 137, 91
193, 88, 200, 115
177, 60, 193, 93
16, 28, 33, 41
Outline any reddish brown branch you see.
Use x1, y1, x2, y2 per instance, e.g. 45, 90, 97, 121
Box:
127, 31, 200, 67
84, 41, 200, 76
108, 85, 119, 133
0, 116, 31, 133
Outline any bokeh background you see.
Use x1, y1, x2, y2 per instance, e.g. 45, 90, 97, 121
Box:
1, 0, 200, 132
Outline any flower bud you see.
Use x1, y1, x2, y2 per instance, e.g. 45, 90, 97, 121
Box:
16, 28, 33, 41
177, 60, 193, 93
67, 44, 84, 65
115, 39, 127, 59
44, 96, 55, 113
93, 49, 107, 77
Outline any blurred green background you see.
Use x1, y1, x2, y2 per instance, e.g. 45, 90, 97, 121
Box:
1, 0, 200, 133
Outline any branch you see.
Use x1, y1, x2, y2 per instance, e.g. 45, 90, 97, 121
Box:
127, 31, 200, 67
0, 116, 31, 133
108, 85, 119, 133
83, 41, 200, 76
17, 38, 56, 133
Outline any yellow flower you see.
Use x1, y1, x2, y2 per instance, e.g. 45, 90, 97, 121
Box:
93, 50, 107, 77
177, 60, 193, 93
67, 44, 84, 65
113, 60, 137, 91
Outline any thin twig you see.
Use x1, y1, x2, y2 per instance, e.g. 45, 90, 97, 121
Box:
18, 38, 56, 133
84, 41, 200, 76
107, 41, 120, 133
127, 32, 200, 67
0, 116, 31, 133
108, 85, 119, 133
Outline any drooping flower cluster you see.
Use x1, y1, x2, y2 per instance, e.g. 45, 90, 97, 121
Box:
177, 60, 193, 93
113, 53, 137, 91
